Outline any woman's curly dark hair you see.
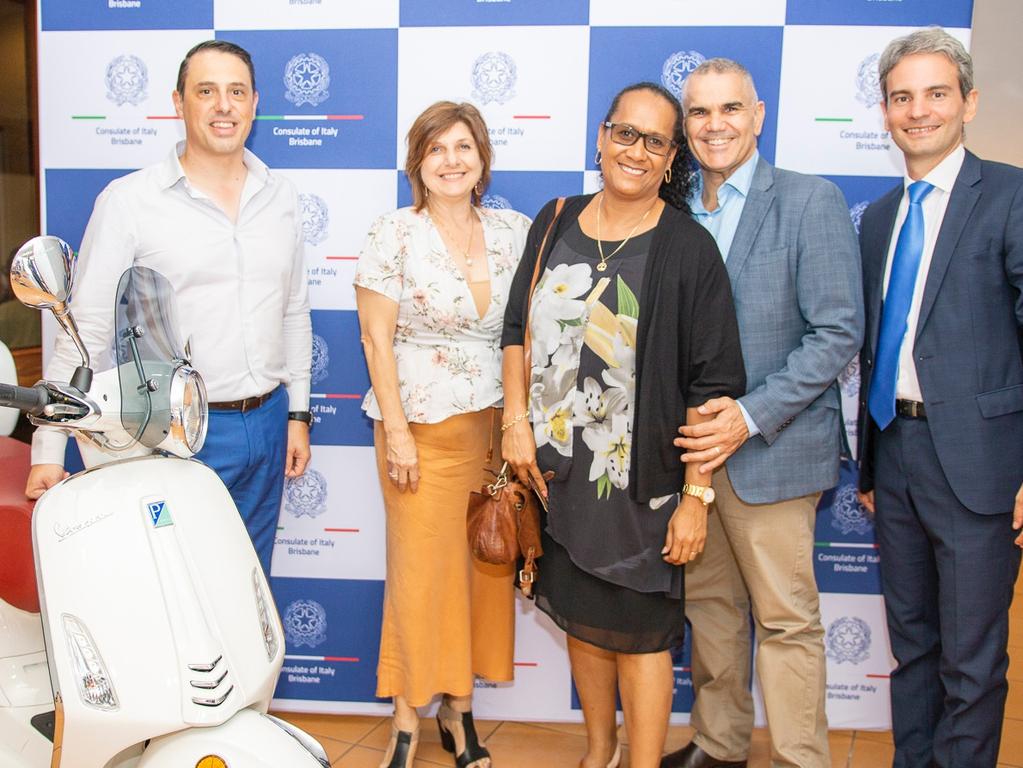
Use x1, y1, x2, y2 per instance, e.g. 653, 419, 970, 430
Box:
601, 82, 695, 213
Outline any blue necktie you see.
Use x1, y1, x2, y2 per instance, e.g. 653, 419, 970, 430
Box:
868, 180, 934, 430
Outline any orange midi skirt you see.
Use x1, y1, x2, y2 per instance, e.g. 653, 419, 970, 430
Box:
374, 408, 515, 706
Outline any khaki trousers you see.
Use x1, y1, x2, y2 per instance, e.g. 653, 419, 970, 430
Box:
685, 468, 829, 768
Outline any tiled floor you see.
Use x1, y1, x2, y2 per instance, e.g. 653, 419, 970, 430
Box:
277, 568, 1023, 767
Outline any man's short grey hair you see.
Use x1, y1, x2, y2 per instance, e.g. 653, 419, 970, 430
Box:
878, 27, 974, 103
680, 57, 759, 105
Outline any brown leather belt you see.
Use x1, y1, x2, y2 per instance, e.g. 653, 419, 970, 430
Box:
208, 390, 276, 413
895, 399, 926, 419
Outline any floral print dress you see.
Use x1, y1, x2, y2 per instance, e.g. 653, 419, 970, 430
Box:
355, 206, 531, 423
529, 222, 684, 654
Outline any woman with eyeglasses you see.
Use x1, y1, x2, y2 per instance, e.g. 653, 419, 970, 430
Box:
355, 101, 530, 768
500, 82, 746, 768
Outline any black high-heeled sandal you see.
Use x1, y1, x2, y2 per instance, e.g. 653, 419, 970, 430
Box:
380, 720, 419, 768
436, 702, 491, 768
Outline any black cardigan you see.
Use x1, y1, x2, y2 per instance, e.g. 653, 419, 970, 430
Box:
502, 194, 746, 502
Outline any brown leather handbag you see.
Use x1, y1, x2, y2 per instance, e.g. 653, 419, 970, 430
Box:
466, 198, 565, 597
466, 462, 545, 596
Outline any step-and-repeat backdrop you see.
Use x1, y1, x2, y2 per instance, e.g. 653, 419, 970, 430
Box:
37, 0, 973, 728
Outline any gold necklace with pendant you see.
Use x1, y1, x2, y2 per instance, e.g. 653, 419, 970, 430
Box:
433, 209, 478, 267
595, 193, 657, 272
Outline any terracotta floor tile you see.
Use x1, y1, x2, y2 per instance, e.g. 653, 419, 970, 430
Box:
483, 721, 591, 766
854, 729, 893, 743
848, 736, 895, 767
1000, 718, 1023, 767
829, 731, 854, 768
275, 711, 385, 744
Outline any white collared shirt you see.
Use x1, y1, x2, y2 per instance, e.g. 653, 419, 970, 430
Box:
33, 142, 311, 465
881, 144, 965, 403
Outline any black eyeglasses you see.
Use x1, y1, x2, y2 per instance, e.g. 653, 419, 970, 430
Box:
602, 121, 676, 156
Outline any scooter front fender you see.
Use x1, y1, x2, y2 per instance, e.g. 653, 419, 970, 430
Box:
137, 708, 329, 767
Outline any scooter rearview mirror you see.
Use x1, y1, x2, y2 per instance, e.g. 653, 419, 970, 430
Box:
10, 235, 75, 310
10, 235, 93, 390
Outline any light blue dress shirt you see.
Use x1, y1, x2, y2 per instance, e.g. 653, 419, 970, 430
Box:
689, 151, 762, 436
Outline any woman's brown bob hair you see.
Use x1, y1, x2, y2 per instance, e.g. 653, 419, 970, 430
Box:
405, 101, 493, 211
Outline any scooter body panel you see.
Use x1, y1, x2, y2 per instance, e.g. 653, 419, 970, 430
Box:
138, 708, 328, 767
32, 455, 285, 768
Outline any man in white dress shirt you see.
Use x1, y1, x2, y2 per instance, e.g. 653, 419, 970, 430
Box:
856, 28, 1023, 768
25, 40, 312, 575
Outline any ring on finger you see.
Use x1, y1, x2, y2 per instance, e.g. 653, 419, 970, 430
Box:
714, 445, 722, 456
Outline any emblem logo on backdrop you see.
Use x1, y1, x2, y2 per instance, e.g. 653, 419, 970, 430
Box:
285, 53, 331, 108
838, 357, 860, 399
825, 616, 872, 665
299, 193, 330, 245
661, 50, 706, 101
848, 200, 869, 235
855, 53, 882, 109
285, 468, 328, 518
310, 333, 330, 385
283, 599, 328, 648
481, 194, 512, 210
471, 52, 517, 105
105, 55, 148, 107
830, 483, 873, 536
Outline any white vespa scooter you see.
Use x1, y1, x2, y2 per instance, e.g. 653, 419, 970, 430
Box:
0, 236, 329, 767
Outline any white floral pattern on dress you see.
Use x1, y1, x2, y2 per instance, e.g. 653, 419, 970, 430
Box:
529, 266, 651, 501
355, 206, 531, 423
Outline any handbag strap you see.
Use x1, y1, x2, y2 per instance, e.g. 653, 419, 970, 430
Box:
522, 197, 566, 390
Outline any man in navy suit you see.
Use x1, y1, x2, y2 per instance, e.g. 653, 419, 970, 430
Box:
857, 27, 1023, 768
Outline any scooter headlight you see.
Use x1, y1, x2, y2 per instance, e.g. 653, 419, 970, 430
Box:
62, 614, 118, 711
168, 365, 208, 456
253, 568, 280, 662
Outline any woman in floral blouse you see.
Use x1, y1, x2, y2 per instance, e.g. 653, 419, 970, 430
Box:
501, 83, 745, 768
354, 101, 530, 768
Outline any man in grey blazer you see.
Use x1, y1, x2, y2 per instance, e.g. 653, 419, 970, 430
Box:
857, 28, 1022, 768
662, 59, 863, 768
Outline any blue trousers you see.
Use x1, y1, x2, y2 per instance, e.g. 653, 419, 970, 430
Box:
874, 416, 1021, 768
195, 386, 287, 576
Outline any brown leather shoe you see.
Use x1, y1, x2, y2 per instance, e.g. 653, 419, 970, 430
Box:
660, 742, 747, 768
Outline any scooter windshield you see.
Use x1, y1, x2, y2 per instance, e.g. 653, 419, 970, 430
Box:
113, 266, 188, 448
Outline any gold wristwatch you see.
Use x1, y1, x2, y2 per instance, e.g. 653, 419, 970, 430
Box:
682, 483, 716, 506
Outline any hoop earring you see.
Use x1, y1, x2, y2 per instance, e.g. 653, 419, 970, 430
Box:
663, 166, 672, 184
594, 149, 602, 165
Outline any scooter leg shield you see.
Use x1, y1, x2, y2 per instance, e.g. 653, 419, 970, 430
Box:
136, 708, 329, 767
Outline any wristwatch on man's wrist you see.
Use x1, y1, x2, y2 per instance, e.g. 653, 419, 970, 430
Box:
288, 410, 313, 425
682, 483, 715, 506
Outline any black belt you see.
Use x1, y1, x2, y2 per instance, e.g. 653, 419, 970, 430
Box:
895, 399, 926, 419
208, 390, 276, 412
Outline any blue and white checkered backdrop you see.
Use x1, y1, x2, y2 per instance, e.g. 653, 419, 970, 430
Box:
37, 0, 974, 727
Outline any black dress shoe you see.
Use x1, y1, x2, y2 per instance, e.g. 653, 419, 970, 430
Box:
660, 741, 747, 768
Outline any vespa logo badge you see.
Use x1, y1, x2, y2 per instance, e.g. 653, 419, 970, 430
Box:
471, 52, 517, 105
285, 468, 328, 519
283, 599, 328, 648
105, 54, 148, 107
146, 500, 174, 528
661, 50, 706, 101
825, 616, 872, 665
284, 53, 331, 108
310, 333, 330, 385
481, 194, 512, 210
855, 53, 882, 108
830, 483, 872, 536
299, 193, 330, 246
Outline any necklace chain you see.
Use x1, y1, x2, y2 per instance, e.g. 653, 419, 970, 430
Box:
595, 194, 657, 272
433, 209, 477, 267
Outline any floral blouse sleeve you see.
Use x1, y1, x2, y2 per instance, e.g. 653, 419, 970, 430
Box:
353, 214, 405, 302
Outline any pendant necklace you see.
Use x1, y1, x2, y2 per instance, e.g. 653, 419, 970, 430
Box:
434, 210, 477, 267
595, 193, 657, 272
